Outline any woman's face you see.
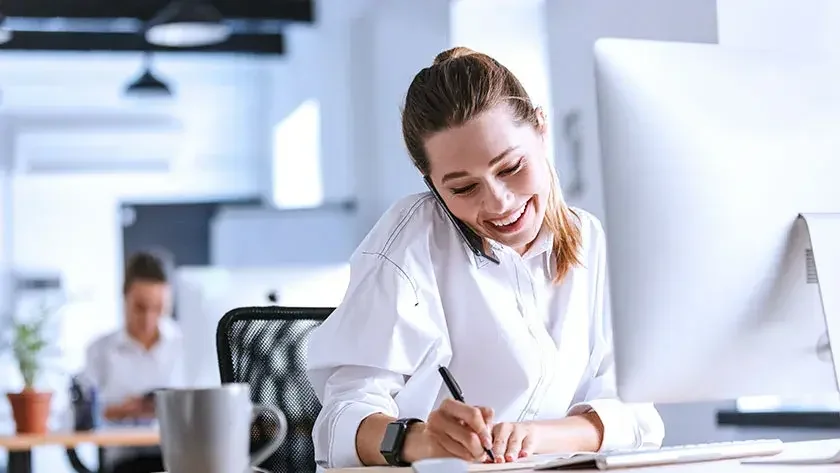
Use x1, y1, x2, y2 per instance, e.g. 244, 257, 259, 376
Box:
425, 105, 551, 254
125, 280, 169, 343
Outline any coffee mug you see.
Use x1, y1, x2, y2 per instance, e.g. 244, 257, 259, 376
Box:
155, 383, 287, 473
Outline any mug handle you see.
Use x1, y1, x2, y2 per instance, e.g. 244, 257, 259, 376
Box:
249, 404, 288, 468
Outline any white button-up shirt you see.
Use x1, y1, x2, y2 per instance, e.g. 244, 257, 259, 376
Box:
82, 317, 185, 406
306, 192, 664, 468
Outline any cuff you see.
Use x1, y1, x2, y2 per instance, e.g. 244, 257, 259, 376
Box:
328, 403, 386, 468
567, 399, 639, 452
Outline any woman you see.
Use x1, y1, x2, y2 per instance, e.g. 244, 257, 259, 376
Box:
82, 251, 184, 473
306, 47, 664, 469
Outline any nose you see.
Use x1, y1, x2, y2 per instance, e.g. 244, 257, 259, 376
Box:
483, 179, 514, 215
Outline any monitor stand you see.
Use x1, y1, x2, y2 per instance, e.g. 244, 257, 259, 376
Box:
742, 213, 840, 465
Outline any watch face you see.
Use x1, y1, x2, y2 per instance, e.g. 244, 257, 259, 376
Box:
382, 423, 402, 452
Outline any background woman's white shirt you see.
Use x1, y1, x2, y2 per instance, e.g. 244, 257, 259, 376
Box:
306, 192, 664, 468
82, 316, 185, 407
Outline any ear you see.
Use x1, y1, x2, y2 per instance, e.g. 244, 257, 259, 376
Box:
535, 106, 548, 137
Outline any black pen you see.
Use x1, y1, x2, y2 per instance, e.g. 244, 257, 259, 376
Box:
438, 365, 495, 462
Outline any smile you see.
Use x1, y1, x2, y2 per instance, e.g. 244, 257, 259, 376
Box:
489, 201, 528, 227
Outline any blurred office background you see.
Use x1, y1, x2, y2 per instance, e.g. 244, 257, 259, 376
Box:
0, 0, 839, 471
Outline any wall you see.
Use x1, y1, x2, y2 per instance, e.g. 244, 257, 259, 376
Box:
0, 117, 14, 405
211, 204, 358, 266
717, 0, 840, 54
544, 0, 719, 221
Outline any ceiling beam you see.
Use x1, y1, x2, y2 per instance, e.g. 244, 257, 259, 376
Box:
0, 31, 286, 54
2, 0, 315, 23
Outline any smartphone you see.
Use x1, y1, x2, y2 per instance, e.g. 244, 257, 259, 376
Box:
423, 176, 500, 264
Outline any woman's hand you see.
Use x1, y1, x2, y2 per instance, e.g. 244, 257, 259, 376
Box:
422, 398, 495, 462
103, 396, 146, 421
489, 422, 537, 463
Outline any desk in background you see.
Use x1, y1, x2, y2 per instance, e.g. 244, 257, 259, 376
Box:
718, 408, 840, 430
716, 407, 840, 446
0, 428, 159, 473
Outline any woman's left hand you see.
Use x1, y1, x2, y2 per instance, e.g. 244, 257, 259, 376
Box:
489, 422, 537, 463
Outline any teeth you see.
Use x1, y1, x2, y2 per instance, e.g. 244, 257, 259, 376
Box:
491, 202, 527, 227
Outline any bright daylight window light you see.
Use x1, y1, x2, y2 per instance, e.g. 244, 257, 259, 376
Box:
272, 99, 324, 208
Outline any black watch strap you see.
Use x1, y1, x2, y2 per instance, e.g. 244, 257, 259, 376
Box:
380, 418, 422, 466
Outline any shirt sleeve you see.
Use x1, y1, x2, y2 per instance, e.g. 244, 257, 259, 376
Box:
566, 219, 665, 452
306, 254, 450, 468
80, 342, 105, 394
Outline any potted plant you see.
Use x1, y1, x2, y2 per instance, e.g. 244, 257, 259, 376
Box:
2, 297, 62, 434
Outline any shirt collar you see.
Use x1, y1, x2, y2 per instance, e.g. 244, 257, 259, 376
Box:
470, 224, 554, 271
521, 224, 554, 260
117, 317, 178, 349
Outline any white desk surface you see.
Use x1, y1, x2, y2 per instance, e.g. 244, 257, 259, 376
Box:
328, 440, 840, 473
329, 461, 836, 472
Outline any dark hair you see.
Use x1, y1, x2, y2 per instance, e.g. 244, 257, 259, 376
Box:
401, 46, 582, 284
123, 251, 169, 294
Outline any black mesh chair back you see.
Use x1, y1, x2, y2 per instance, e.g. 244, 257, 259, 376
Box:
216, 306, 333, 473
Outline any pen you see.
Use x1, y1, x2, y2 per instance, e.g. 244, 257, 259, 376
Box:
438, 365, 495, 462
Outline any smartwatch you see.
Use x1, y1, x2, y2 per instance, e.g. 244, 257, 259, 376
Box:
380, 418, 422, 466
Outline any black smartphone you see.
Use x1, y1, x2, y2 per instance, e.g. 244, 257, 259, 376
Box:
424, 176, 500, 264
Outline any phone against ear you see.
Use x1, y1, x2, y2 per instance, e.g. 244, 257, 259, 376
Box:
423, 176, 500, 264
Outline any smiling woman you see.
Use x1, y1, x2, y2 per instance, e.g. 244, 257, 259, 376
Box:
305, 46, 665, 469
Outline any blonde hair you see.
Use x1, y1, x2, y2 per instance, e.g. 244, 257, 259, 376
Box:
401, 46, 582, 284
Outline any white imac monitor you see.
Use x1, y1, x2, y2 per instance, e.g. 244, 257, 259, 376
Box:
173, 265, 350, 388
594, 38, 840, 404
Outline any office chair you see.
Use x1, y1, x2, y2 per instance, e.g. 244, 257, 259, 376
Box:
216, 306, 333, 473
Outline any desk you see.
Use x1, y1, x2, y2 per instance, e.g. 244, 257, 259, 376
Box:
329, 440, 840, 473
0, 428, 159, 473
331, 460, 835, 472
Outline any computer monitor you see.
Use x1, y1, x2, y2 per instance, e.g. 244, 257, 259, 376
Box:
173, 265, 350, 388
594, 38, 840, 404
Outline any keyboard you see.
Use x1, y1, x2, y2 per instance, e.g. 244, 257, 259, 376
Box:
532, 439, 784, 470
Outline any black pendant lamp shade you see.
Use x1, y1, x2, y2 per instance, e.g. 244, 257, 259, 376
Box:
145, 0, 231, 48
125, 53, 172, 98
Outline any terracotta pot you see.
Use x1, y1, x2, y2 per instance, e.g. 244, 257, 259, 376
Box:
7, 389, 52, 434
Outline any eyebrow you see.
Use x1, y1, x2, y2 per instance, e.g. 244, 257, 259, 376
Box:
440, 146, 518, 184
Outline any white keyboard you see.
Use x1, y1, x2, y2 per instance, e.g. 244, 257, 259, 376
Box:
532, 439, 784, 470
